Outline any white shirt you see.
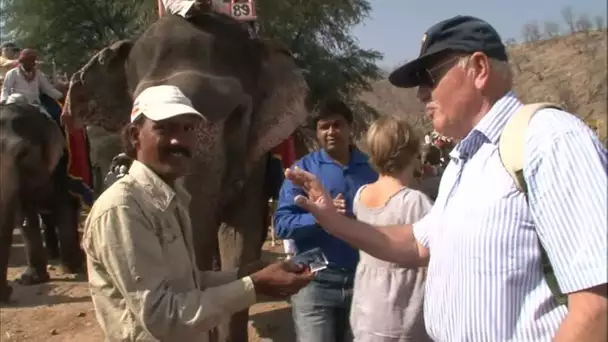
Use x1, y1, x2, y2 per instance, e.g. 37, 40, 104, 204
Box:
413, 92, 607, 341
161, 0, 196, 17
0, 67, 63, 105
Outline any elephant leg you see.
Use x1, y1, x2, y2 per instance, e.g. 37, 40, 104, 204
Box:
41, 213, 60, 260
0, 207, 18, 303
217, 158, 269, 342
54, 196, 84, 274
17, 208, 50, 285
0, 157, 22, 302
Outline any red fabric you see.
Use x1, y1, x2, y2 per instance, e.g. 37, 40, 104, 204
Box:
272, 136, 296, 168
67, 127, 92, 187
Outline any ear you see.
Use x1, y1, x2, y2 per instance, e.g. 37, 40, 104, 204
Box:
98, 40, 134, 67
245, 43, 308, 170
63, 40, 134, 132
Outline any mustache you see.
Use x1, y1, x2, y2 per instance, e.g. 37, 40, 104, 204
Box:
163, 146, 192, 158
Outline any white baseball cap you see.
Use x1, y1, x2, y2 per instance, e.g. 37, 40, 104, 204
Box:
130, 85, 204, 123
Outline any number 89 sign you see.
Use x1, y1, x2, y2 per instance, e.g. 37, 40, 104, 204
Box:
230, 0, 257, 21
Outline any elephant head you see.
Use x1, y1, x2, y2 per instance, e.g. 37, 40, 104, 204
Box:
62, 13, 308, 195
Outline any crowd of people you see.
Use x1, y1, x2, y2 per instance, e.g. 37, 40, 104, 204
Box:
2, 2, 606, 341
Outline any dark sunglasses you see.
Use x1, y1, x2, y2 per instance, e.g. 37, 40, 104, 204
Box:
417, 55, 467, 88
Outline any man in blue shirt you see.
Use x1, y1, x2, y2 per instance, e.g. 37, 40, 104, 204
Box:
274, 100, 378, 342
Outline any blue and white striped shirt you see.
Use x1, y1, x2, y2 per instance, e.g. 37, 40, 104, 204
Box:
413, 91, 607, 341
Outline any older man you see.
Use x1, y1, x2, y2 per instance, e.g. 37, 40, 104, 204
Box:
82, 85, 313, 341
286, 16, 607, 342
0, 49, 63, 110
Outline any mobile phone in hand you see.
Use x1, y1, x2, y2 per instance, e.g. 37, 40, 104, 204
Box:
290, 247, 329, 272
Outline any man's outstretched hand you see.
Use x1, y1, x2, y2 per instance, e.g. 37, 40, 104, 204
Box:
250, 261, 314, 298
237, 260, 268, 278
284, 167, 336, 218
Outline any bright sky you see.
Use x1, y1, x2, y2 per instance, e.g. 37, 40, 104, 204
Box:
353, 0, 607, 70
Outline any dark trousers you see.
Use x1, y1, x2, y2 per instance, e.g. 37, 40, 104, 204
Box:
291, 267, 355, 342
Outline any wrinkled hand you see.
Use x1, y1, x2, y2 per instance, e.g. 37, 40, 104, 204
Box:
250, 261, 314, 298
333, 193, 346, 215
237, 260, 269, 278
284, 166, 335, 217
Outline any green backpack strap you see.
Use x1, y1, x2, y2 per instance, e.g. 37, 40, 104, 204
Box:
498, 102, 568, 306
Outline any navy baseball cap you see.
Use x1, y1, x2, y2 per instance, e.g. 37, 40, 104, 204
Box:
389, 15, 508, 88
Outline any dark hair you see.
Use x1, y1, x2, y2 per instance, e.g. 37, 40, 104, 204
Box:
313, 99, 354, 126
120, 116, 145, 159
422, 144, 442, 166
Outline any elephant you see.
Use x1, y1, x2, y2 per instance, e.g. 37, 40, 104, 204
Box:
61, 12, 308, 340
0, 102, 84, 303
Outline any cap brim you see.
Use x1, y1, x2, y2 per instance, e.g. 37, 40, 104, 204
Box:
388, 50, 444, 88
137, 103, 204, 122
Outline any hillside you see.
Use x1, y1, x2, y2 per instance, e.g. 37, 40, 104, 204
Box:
359, 30, 608, 140
86, 30, 607, 182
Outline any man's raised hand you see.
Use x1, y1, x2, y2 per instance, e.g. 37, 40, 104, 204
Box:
284, 166, 335, 217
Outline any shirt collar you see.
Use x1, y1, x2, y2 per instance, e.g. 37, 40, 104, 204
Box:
451, 91, 522, 161
473, 90, 522, 144
128, 160, 191, 211
319, 146, 369, 165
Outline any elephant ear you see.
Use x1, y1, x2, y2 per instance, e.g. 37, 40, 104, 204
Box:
246, 43, 308, 169
63, 40, 134, 133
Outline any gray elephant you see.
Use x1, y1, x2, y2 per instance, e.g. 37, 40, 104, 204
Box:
0, 102, 84, 303
61, 12, 308, 340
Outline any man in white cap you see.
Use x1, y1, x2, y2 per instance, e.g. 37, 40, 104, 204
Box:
82, 85, 313, 341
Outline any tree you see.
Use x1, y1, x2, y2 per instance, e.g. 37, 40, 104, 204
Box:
522, 21, 542, 42
544, 21, 560, 38
561, 6, 575, 33
1, 0, 382, 128
0, 0, 155, 74
594, 15, 606, 30
576, 14, 592, 32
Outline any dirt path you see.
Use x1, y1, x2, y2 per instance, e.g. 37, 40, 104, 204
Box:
0, 232, 295, 342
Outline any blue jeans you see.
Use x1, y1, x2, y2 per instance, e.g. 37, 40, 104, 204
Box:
291, 267, 355, 342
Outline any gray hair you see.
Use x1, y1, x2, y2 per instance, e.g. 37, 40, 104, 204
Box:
456, 54, 513, 85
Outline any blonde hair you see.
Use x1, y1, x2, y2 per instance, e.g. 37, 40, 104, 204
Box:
365, 116, 420, 176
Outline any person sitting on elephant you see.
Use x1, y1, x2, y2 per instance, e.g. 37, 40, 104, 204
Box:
0, 49, 64, 114
161, 0, 257, 36
0, 42, 19, 82
161, 0, 213, 18
273, 100, 379, 342
82, 84, 314, 341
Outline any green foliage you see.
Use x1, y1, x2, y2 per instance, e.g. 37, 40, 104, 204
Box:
1, 0, 155, 73
1, 0, 382, 116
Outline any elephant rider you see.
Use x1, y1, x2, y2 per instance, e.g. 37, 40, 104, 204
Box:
81, 84, 314, 341
161, 0, 257, 36
0, 49, 64, 119
0, 42, 19, 82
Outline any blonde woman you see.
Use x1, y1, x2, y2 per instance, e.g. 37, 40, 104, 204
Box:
350, 116, 432, 342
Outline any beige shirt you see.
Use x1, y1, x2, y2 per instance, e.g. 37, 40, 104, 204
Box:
82, 160, 257, 341
0, 56, 17, 82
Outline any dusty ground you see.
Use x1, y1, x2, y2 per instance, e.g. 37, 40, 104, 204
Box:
0, 230, 295, 342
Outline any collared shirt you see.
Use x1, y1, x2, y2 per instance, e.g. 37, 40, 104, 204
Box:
0, 66, 63, 104
274, 147, 378, 270
82, 160, 257, 342
413, 92, 607, 341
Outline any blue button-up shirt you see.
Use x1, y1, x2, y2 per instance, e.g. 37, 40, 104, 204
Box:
274, 148, 378, 270
413, 91, 607, 341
